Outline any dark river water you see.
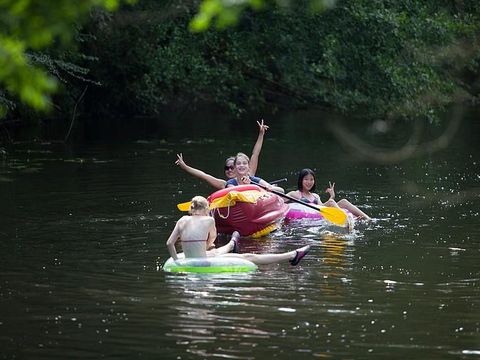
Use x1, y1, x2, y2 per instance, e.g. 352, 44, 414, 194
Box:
0, 110, 479, 359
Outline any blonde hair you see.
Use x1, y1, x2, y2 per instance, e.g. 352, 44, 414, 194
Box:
189, 196, 209, 215
234, 152, 250, 165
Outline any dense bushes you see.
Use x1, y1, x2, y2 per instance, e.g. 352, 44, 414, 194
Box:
83, 0, 479, 121
1, 0, 479, 137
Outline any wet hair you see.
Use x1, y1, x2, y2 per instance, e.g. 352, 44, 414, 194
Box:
189, 196, 209, 215
297, 168, 316, 192
234, 152, 250, 165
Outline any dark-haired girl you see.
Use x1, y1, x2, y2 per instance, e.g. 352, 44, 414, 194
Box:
287, 168, 371, 220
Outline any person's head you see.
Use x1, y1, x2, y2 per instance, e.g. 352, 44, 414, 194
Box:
224, 156, 235, 179
233, 152, 250, 176
189, 196, 209, 216
297, 168, 316, 192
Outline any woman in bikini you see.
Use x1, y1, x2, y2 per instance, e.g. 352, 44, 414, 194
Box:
175, 119, 269, 190
286, 168, 371, 220
166, 196, 310, 265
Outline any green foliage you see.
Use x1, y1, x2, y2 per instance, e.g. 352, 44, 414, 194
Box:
190, 0, 264, 32
0, 0, 135, 116
189, 0, 335, 32
86, 0, 479, 120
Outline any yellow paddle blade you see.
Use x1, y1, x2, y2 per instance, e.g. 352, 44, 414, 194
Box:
319, 206, 348, 227
177, 201, 191, 211
176, 200, 222, 212
177, 190, 261, 212
177, 200, 223, 212
177, 197, 233, 212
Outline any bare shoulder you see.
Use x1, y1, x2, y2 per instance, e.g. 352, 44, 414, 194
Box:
177, 215, 189, 223
176, 215, 191, 227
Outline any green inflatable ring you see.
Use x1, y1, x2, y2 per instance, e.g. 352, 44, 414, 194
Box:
163, 256, 257, 273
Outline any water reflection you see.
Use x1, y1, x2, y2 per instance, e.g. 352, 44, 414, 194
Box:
161, 222, 363, 358
320, 233, 351, 268
1, 117, 479, 359
163, 273, 272, 359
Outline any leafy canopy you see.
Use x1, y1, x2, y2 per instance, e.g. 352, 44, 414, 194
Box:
190, 0, 335, 32
88, 0, 479, 121
0, 0, 134, 116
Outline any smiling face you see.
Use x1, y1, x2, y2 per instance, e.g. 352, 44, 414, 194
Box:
234, 154, 250, 177
302, 174, 315, 192
224, 158, 235, 179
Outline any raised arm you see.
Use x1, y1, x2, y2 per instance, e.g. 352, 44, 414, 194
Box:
175, 153, 226, 190
249, 119, 269, 176
325, 181, 336, 201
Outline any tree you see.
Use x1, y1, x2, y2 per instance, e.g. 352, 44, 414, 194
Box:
85, 0, 479, 121
189, 0, 335, 32
0, 0, 135, 117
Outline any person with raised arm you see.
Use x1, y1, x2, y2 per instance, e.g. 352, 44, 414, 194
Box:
286, 168, 371, 220
225, 152, 284, 193
175, 119, 269, 190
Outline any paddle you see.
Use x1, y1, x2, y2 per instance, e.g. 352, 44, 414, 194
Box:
269, 177, 287, 185
253, 182, 348, 227
177, 179, 287, 212
177, 182, 348, 227
177, 201, 194, 212
177, 193, 230, 212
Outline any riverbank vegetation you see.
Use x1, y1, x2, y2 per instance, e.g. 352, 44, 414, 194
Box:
1, 0, 479, 142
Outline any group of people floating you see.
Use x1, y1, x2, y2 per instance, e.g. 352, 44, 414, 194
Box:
166, 120, 371, 267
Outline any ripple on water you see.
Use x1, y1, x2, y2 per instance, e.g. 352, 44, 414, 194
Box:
1, 127, 479, 359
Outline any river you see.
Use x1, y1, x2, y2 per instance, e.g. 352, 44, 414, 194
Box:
0, 109, 479, 359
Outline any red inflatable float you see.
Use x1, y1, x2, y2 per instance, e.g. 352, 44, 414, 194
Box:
207, 185, 288, 237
